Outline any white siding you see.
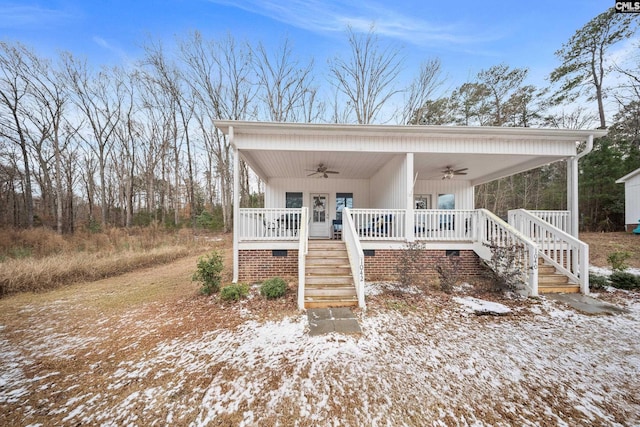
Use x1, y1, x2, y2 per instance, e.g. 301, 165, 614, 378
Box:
237, 133, 578, 157
369, 154, 406, 209
265, 178, 370, 220
625, 174, 640, 226
413, 180, 474, 209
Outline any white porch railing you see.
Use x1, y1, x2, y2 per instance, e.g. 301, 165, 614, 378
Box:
509, 209, 589, 294
476, 209, 539, 296
342, 208, 366, 309
349, 209, 406, 240
525, 210, 571, 234
297, 207, 309, 310
238, 208, 303, 241
414, 209, 477, 241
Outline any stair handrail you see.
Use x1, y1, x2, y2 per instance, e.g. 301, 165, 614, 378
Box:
297, 207, 309, 310
476, 209, 539, 296
509, 209, 589, 294
342, 208, 366, 309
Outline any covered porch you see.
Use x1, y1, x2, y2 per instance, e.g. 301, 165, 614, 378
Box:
214, 120, 606, 309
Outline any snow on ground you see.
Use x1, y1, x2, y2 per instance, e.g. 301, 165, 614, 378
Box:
453, 296, 512, 315
590, 265, 640, 277
2, 293, 640, 426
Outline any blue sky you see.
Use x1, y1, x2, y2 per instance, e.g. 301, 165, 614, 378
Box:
0, 1, 621, 97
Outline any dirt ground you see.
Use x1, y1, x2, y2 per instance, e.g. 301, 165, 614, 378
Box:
1, 232, 639, 426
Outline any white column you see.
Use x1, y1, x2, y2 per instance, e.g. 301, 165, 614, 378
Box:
567, 157, 579, 238
232, 128, 240, 283
406, 153, 415, 242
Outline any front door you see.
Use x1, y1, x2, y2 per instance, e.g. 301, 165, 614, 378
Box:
310, 193, 329, 238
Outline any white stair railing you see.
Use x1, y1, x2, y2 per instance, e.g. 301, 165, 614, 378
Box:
509, 209, 589, 294
343, 208, 366, 309
475, 209, 539, 296
297, 207, 309, 310
525, 210, 571, 234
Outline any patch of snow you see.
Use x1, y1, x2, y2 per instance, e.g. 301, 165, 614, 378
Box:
590, 265, 640, 277
453, 296, 512, 315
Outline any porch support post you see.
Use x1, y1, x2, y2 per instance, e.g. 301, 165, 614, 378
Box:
406, 153, 415, 242
232, 128, 239, 283
567, 135, 594, 238
567, 157, 577, 238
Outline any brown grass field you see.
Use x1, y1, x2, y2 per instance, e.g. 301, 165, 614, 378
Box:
0, 230, 639, 425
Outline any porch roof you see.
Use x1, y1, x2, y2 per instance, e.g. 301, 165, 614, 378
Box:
215, 120, 607, 186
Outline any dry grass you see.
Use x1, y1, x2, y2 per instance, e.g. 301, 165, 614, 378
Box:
0, 227, 228, 297
580, 231, 640, 268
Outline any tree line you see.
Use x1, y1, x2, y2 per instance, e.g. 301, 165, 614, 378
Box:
1, 8, 639, 233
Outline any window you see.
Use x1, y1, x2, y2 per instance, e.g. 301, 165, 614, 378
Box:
437, 194, 455, 209
286, 192, 303, 208
335, 193, 353, 221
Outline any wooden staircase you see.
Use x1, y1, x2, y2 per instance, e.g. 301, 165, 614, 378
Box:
537, 258, 580, 294
304, 240, 358, 308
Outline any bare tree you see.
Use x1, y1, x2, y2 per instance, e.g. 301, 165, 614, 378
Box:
0, 41, 36, 227
252, 37, 316, 122
179, 32, 255, 230
328, 26, 403, 124
62, 54, 123, 227
142, 39, 198, 227
402, 58, 445, 124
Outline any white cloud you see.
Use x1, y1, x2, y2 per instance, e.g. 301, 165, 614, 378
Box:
207, 0, 502, 48
0, 3, 73, 29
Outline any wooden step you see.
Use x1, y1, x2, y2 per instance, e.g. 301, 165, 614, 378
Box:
305, 287, 357, 298
306, 265, 351, 275
538, 273, 570, 285
304, 240, 357, 308
304, 299, 358, 309
306, 275, 353, 286
538, 264, 556, 274
307, 250, 348, 258
539, 284, 580, 294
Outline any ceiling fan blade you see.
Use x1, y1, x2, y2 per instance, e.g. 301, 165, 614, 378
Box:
325, 170, 339, 174
454, 172, 468, 175
307, 172, 319, 177
453, 168, 469, 173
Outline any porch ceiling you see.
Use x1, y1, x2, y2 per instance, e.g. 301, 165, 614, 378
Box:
221, 120, 608, 186
240, 150, 566, 185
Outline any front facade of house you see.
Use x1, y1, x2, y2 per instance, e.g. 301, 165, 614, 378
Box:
215, 120, 606, 309
616, 168, 640, 232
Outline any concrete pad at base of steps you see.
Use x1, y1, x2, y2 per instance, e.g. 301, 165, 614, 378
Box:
546, 293, 630, 315
307, 308, 361, 336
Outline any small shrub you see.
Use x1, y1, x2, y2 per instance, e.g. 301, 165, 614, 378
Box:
192, 250, 224, 295
435, 255, 461, 294
607, 251, 631, 272
609, 271, 640, 290
395, 241, 427, 290
260, 277, 287, 299
589, 273, 610, 290
220, 283, 249, 301
482, 240, 526, 293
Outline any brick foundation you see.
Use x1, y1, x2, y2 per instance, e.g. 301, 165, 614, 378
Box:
240, 248, 485, 283
239, 249, 298, 283
364, 249, 485, 281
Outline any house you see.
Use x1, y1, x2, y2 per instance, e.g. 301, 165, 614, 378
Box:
616, 167, 640, 233
214, 120, 607, 309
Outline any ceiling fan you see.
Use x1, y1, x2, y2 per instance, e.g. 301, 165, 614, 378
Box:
306, 163, 339, 178
441, 166, 468, 180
